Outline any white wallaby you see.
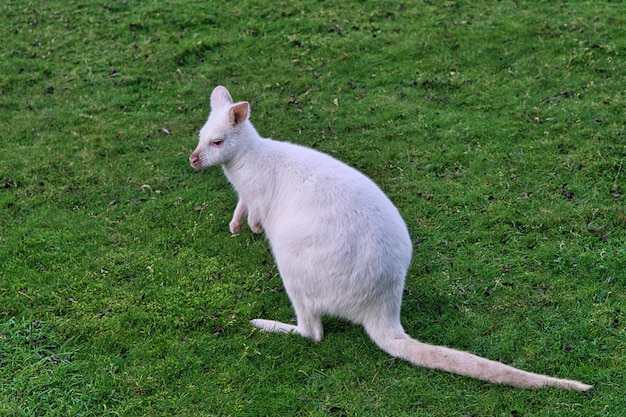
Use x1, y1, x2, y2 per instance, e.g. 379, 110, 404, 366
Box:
189, 86, 592, 391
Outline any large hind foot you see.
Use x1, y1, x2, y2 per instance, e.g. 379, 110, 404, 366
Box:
251, 319, 298, 335
251, 314, 323, 342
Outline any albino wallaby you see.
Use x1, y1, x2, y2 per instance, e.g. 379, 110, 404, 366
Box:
189, 86, 592, 391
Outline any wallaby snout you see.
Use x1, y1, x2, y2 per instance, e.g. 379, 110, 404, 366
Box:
189, 150, 202, 169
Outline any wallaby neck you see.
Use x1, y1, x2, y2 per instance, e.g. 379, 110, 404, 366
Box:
221, 128, 266, 187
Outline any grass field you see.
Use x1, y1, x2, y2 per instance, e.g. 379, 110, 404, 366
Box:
1, 0, 624, 415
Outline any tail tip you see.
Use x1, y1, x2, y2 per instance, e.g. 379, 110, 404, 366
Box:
560, 380, 593, 392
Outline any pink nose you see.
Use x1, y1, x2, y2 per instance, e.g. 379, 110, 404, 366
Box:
189, 152, 200, 168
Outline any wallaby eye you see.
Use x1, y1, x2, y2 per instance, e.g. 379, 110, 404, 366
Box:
212, 138, 224, 147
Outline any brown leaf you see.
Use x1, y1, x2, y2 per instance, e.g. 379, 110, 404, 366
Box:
588, 225, 605, 234
213, 325, 224, 337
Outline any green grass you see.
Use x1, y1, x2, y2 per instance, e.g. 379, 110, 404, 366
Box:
1, 0, 624, 415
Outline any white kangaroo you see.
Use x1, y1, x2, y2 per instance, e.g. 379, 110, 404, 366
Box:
189, 86, 592, 391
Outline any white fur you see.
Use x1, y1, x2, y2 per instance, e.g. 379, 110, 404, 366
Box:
189, 86, 592, 392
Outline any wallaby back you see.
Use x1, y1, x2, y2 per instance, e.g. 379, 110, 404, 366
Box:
189, 86, 592, 392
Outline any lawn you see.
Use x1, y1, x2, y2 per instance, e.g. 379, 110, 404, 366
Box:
1, 0, 624, 416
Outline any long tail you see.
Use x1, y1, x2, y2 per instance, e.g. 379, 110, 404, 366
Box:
371, 331, 592, 391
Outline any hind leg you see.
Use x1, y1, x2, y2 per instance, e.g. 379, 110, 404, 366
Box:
251, 303, 324, 342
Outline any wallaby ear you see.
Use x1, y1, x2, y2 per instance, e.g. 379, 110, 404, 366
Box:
210, 86, 233, 111
229, 102, 249, 126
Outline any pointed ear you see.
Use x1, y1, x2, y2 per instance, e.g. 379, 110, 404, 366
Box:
210, 86, 233, 111
229, 102, 249, 126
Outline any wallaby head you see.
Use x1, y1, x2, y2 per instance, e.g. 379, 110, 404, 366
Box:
189, 86, 252, 170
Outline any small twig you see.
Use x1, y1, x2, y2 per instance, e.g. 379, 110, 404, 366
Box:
617, 207, 626, 221
18, 290, 33, 300
481, 324, 496, 337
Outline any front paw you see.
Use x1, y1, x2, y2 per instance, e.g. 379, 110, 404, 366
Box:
229, 219, 242, 234
250, 222, 263, 234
